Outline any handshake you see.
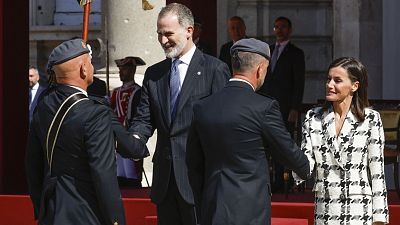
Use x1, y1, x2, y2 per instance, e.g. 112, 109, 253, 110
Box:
111, 112, 150, 160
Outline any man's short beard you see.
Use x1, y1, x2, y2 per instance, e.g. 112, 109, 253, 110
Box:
163, 38, 186, 58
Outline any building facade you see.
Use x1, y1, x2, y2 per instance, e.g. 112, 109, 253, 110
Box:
0, 0, 398, 193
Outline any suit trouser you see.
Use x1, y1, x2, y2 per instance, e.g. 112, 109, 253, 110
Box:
157, 171, 197, 225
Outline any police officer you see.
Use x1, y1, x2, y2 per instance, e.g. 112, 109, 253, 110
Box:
187, 38, 310, 225
26, 39, 127, 225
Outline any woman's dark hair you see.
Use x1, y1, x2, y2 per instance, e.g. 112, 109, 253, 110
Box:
324, 57, 369, 122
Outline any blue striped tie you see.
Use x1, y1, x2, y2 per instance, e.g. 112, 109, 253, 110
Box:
270, 44, 280, 72
170, 59, 181, 120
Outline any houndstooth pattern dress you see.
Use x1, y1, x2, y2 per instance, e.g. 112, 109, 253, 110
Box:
293, 107, 389, 225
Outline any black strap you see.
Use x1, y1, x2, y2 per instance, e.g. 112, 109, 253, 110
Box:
46, 92, 88, 174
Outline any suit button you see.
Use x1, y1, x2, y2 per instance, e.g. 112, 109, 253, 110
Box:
340, 194, 346, 201
324, 170, 329, 176
340, 170, 345, 177
166, 155, 172, 160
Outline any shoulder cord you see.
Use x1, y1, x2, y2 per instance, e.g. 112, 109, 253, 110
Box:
46, 92, 89, 174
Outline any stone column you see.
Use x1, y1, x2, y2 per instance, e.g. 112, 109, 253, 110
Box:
360, 0, 382, 99
218, 0, 333, 103
332, 0, 360, 59
217, 0, 238, 55
97, 0, 165, 89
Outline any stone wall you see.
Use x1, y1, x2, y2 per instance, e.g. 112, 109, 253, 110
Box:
383, 0, 400, 100
218, 0, 333, 103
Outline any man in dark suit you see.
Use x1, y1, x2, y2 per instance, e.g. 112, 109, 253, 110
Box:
219, 16, 247, 73
26, 39, 147, 225
258, 16, 305, 192
28, 65, 47, 124
128, 3, 230, 225
186, 38, 310, 225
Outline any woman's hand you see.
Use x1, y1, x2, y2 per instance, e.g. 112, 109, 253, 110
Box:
372, 222, 385, 225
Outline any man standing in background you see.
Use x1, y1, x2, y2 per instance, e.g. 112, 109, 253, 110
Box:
219, 16, 247, 73
258, 16, 305, 193
28, 65, 47, 124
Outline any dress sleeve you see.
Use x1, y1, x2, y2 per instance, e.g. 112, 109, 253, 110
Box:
292, 109, 315, 185
368, 111, 389, 224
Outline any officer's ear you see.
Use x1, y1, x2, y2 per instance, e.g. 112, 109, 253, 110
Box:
256, 62, 263, 79
255, 67, 260, 79
80, 62, 87, 80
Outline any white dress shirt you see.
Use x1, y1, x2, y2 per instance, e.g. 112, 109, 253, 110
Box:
173, 45, 197, 90
30, 82, 40, 105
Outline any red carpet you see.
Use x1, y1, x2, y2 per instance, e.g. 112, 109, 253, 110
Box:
143, 215, 308, 225
121, 187, 400, 204
1, 191, 399, 225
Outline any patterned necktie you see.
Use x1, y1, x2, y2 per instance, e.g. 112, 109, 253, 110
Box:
170, 59, 181, 120
28, 88, 33, 109
270, 44, 280, 72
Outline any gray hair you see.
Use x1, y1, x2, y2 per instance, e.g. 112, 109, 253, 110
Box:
29, 65, 39, 73
158, 3, 194, 28
231, 52, 266, 72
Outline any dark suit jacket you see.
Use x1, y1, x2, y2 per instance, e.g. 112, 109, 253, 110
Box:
218, 41, 234, 73
186, 81, 310, 225
196, 40, 214, 56
26, 85, 126, 225
29, 83, 47, 123
258, 42, 305, 121
88, 94, 149, 160
129, 49, 230, 205
87, 76, 107, 97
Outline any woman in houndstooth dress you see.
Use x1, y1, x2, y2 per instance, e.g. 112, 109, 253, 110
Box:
293, 57, 389, 225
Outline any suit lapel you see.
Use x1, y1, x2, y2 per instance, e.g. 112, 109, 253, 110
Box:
322, 107, 359, 169
174, 49, 203, 120
157, 60, 172, 126
31, 85, 45, 109
271, 44, 275, 55
321, 108, 342, 167
337, 111, 358, 166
